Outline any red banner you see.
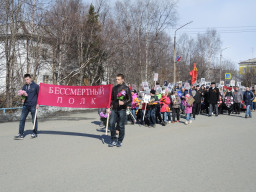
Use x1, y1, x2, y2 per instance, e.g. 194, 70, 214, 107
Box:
37, 83, 113, 108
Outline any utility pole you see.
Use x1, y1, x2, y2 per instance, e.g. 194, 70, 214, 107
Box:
173, 21, 193, 84
219, 47, 230, 82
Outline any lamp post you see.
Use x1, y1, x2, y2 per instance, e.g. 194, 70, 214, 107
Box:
219, 47, 230, 82
173, 21, 193, 84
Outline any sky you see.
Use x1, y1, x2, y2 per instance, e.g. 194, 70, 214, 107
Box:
88, 0, 256, 65
170, 0, 256, 65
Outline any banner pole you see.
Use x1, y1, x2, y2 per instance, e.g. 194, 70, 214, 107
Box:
129, 109, 136, 123
33, 108, 38, 130
142, 103, 147, 121
105, 113, 110, 135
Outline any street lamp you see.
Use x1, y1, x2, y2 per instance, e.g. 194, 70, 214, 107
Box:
173, 21, 193, 84
219, 47, 230, 82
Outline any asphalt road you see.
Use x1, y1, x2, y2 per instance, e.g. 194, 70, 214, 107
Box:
0, 111, 256, 192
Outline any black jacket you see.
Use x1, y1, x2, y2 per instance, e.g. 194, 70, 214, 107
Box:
111, 83, 132, 110
204, 90, 209, 104
193, 90, 202, 104
208, 87, 220, 104
22, 81, 39, 106
243, 91, 255, 106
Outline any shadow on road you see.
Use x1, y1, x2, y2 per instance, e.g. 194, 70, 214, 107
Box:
40, 117, 95, 122
39, 130, 110, 144
91, 121, 101, 125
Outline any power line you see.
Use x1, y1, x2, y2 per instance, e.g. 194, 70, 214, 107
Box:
183, 26, 256, 29
168, 25, 256, 34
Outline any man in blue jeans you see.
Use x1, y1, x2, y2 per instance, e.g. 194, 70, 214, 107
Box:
107, 74, 132, 147
243, 87, 255, 118
15, 74, 39, 139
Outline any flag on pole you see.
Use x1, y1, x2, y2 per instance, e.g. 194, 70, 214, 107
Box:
176, 56, 181, 62
189, 63, 197, 85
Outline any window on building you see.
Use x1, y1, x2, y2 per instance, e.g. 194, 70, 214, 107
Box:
243, 68, 246, 74
43, 75, 49, 84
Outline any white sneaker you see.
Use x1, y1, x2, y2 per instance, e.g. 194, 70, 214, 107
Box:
31, 133, 37, 138
189, 120, 192, 124
185, 121, 189, 125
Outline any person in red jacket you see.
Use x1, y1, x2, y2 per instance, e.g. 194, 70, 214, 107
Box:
160, 90, 170, 126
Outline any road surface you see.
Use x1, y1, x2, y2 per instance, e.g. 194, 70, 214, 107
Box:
0, 111, 256, 192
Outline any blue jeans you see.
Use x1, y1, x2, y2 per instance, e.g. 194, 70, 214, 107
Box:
252, 102, 256, 110
246, 105, 252, 117
19, 105, 38, 135
209, 104, 218, 116
167, 112, 171, 122
186, 113, 191, 121
109, 110, 126, 142
131, 109, 136, 122
162, 112, 167, 122
146, 108, 156, 125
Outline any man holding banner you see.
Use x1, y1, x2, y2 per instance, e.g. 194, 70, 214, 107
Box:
107, 74, 132, 147
15, 74, 39, 139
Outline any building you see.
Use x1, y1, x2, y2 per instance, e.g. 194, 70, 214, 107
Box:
239, 58, 256, 75
0, 22, 54, 93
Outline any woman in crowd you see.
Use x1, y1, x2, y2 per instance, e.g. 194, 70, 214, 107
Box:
159, 90, 171, 126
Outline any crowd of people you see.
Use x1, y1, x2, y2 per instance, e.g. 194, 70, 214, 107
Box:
13, 73, 255, 148
102, 74, 256, 147
125, 82, 256, 126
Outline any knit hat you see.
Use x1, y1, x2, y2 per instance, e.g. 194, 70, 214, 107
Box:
150, 89, 156, 94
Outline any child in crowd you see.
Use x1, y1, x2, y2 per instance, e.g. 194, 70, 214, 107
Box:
98, 108, 108, 127
130, 89, 138, 124
171, 91, 181, 123
159, 90, 170, 126
184, 94, 193, 125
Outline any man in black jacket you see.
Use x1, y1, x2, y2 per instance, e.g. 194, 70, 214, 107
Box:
15, 74, 39, 139
192, 85, 202, 119
208, 82, 220, 117
107, 74, 132, 147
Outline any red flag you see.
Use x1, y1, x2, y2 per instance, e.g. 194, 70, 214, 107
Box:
189, 63, 197, 85
37, 83, 113, 108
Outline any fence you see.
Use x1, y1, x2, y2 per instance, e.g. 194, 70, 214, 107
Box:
0, 107, 23, 114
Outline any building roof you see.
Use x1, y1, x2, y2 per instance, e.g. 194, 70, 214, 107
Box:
239, 58, 256, 65
0, 21, 56, 45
